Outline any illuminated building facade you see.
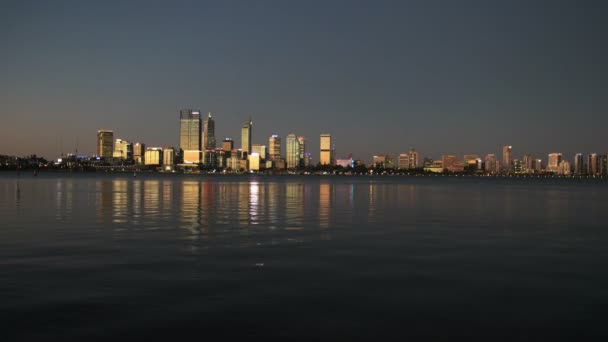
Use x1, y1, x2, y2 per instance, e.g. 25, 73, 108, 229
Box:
97, 130, 114, 158
269, 135, 281, 161
179, 109, 201, 163
502, 145, 512, 172
547, 153, 562, 173
320, 134, 333, 166
286, 134, 301, 169
241, 118, 253, 157
202, 112, 216, 150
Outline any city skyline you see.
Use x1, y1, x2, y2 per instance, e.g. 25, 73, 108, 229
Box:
1, 2, 607, 160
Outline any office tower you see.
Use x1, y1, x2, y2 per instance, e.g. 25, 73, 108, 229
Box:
398, 153, 410, 169
241, 118, 253, 157
484, 154, 497, 173
464, 155, 481, 170
133, 142, 145, 164
286, 134, 301, 169
408, 148, 418, 169
252, 144, 267, 160
587, 153, 599, 175
268, 135, 282, 161
97, 130, 114, 158
202, 112, 216, 150
372, 155, 393, 168
442, 155, 463, 172
163, 147, 175, 166
320, 134, 332, 165
179, 109, 201, 163
113, 139, 133, 160
557, 160, 571, 175
574, 153, 584, 175
144, 147, 163, 166
502, 145, 513, 172
547, 153, 562, 173
304, 152, 312, 167
248, 153, 261, 171
534, 159, 542, 173
600, 154, 608, 176
222, 138, 234, 152
297, 136, 306, 167
523, 154, 533, 173
513, 159, 523, 173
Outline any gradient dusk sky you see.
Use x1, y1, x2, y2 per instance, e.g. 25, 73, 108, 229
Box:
1, 0, 607, 162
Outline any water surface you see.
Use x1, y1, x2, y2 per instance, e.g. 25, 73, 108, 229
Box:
1, 173, 608, 341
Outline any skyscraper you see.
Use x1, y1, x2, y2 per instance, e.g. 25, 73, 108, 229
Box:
320, 134, 332, 166
484, 154, 497, 174
97, 130, 114, 158
113, 139, 133, 160
241, 118, 253, 157
574, 153, 584, 175
133, 142, 145, 164
202, 112, 216, 150
297, 136, 306, 168
502, 145, 513, 172
179, 109, 201, 163
547, 153, 562, 173
286, 134, 301, 169
408, 148, 418, 169
222, 138, 234, 152
252, 144, 267, 160
523, 154, 533, 173
587, 153, 599, 175
269, 135, 281, 161
398, 153, 410, 169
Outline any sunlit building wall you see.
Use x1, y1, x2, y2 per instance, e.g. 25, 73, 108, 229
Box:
144, 147, 163, 166
320, 134, 332, 166
252, 144, 267, 160
269, 135, 282, 161
202, 112, 216, 150
222, 138, 234, 152
484, 154, 497, 173
133, 142, 146, 164
587, 153, 599, 175
547, 153, 562, 173
113, 139, 133, 160
574, 153, 584, 175
398, 153, 410, 169
241, 118, 253, 157
523, 154, 533, 173
163, 147, 174, 166
558, 160, 571, 175
286, 134, 301, 169
97, 130, 114, 158
248, 153, 261, 171
179, 109, 201, 163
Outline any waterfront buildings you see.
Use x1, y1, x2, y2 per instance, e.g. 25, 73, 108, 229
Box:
222, 138, 234, 152
252, 144, 267, 160
547, 153, 562, 173
523, 154, 534, 173
241, 118, 253, 157
163, 147, 174, 169
587, 153, 599, 175
372, 155, 393, 168
320, 134, 333, 166
558, 160, 571, 175
96, 130, 114, 158
297, 136, 306, 167
179, 109, 201, 163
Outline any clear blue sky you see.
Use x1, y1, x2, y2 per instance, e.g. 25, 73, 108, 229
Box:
1, 0, 607, 162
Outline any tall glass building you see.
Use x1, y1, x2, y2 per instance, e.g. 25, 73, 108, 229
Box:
286, 134, 300, 169
241, 118, 253, 157
179, 109, 201, 163
202, 112, 216, 150
97, 130, 114, 158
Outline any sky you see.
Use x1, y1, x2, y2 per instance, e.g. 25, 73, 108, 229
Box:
1, 0, 607, 162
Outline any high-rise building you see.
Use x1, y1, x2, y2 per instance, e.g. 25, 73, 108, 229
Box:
297, 136, 305, 167
513, 159, 523, 173
408, 148, 418, 169
587, 153, 599, 175
222, 138, 234, 152
202, 112, 216, 150
252, 144, 267, 160
269, 135, 281, 161
144, 147, 163, 166
547, 153, 562, 173
179, 109, 201, 163
484, 154, 497, 174
372, 155, 393, 168
574, 153, 584, 175
113, 139, 133, 160
502, 145, 513, 172
286, 134, 301, 169
241, 118, 253, 157
96, 130, 114, 158
534, 159, 542, 173
558, 160, 571, 175
523, 154, 533, 173
133, 142, 145, 164
398, 153, 410, 169
320, 134, 332, 166
163, 147, 174, 166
